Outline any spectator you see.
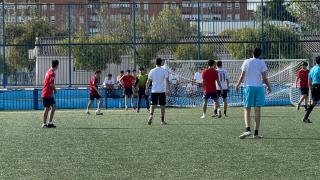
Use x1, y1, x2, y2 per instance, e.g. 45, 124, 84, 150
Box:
104, 74, 115, 98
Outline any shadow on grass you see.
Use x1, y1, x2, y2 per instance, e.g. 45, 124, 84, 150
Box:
264, 137, 320, 141
75, 127, 147, 130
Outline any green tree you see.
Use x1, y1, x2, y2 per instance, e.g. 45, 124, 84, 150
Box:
222, 25, 308, 59
261, 0, 296, 21
174, 44, 218, 60
287, 1, 320, 34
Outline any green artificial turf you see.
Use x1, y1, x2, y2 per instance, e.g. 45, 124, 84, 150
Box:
0, 107, 320, 180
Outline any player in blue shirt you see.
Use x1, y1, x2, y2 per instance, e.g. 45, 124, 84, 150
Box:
303, 56, 320, 123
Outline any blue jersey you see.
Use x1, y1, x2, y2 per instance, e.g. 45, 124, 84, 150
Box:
309, 65, 320, 85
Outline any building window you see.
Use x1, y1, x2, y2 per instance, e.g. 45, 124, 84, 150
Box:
42, 4, 47, 11
144, 2, 149, 10
163, 1, 169, 8
227, 1, 232, 9
79, 16, 84, 24
214, 3, 221, 7
235, 1, 240, 9
227, 14, 232, 21
90, 15, 99, 22
50, 16, 55, 24
235, 14, 240, 21
171, 1, 177, 9
50, 3, 55, 11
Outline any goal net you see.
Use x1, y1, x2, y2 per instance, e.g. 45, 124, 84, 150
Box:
163, 59, 308, 107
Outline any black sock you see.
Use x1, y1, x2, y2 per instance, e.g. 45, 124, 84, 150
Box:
304, 105, 308, 110
254, 130, 259, 136
246, 127, 251, 132
161, 116, 164, 122
214, 110, 217, 114
304, 105, 315, 120
224, 110, 227, 115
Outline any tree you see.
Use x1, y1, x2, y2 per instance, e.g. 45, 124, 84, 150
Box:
222, 25, 308, 59
287, 1, 320, 34
262, 0, 296, 21
174, 44, 218, 60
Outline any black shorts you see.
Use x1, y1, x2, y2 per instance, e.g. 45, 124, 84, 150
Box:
138, 88, 146, 96
311, 84, 320, 101
217, 90, 229, 99
90, 94, 101, 101
125, 87, 133, 96
203, 92, 218, 100
151, 93, 166, 106
43, 97, 55, 108
300, 88, 309, 96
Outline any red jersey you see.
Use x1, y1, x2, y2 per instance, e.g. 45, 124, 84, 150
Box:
122, 75, 134, 88
297, 69, 309, 88
90, 76, 99, 96
202, 68, 219, 93
42, 68, 56, 98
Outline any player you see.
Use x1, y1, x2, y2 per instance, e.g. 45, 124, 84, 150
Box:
235, 47, 272, 139
42, 60, 59, 128
215, 61, 230, 117
295, 62, 310, 111
146, 58, 169, 125
86, 70, 103, 115
201, 59, 223, 119
135, 67, 150, 113
303, 56, 320, 123
194, 67, 203, 87
119, 70, 135, 110
169, 68, 180, 98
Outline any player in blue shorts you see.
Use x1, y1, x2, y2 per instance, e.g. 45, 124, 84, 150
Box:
235, 47, 272, 139
303, 56, 320, 123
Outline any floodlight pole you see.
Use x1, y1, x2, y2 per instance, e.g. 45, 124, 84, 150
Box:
2, 2, 7, 88
197, 0, 201, 61
68, 0, 72, 87
261, 0, 264, 57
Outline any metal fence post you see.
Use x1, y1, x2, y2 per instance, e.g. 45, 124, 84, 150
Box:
261, 0, 264, 56
197, 0, 201, 61
68, 0, 72, 87
33, 88, 38, 110
2, 2, 7, 88
132, 0, 137, 69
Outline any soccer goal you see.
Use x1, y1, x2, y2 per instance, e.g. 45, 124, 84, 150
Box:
164, 59, 308, 107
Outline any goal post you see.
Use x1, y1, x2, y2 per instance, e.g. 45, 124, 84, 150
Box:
163, 59, 308, 107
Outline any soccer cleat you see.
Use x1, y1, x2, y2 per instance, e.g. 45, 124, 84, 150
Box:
47, 123, 56, 128
42, 124, 48, 128
239, 131, 251, 139
297, 103, 301, 111
211, 114, 217, 117
86, 111, 90, 115
303, 119, 312, 123
201, 114, 206, 119
253, 135, 264, 139
137, 109, 140, 113
217, 109, 222, 118
161, 121, 168, 125
148, 116, 153, 125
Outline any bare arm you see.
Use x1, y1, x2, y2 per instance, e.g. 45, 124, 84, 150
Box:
295, 77, 299, 88
262, 71, 272, 93
235, 71, 245, 93
226, 79, 230, 89
145, 79, 151, 95
50, 83, 56, 93
309, 77, 312, 90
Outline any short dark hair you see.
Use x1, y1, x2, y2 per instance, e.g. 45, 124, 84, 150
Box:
52, 60, 59, 68
127, 70, 131, 73
95, 70, 102, 74
133, 69, 136, 72
253, 47, 262, 58
217, 61, 223, 67
303, 62, 308, 67
316, 56, 320, 65
208, 59, 215, 67
108, 74, 112, 77
156, 58, 162, 66
139, 67, 145, 71
120, 70, 124, 74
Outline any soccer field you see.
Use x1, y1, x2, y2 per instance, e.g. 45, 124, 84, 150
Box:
1, 107, 320, 179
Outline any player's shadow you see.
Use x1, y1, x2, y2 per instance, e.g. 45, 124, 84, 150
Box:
75, 127, 146, 130
264, 137, 320, 141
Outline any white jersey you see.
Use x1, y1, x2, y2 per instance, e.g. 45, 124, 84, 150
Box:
216, 67, 229, 90
194, 71, 203, 83
148, 66, 169, 93
241, 58, 268, 87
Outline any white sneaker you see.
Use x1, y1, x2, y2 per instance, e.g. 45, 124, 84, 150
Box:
201, 114, 206, 119
239, 131, 251, 139
217, 109, 222, 118
253, 135, 264, 139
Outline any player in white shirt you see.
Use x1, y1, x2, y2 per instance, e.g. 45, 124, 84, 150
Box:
235, 47, 272, 139
145, 58, 169, 125
169, 68, 180, 98
215, 61, 230, 117
104, 74, 115, 98
194, 67, 203, 84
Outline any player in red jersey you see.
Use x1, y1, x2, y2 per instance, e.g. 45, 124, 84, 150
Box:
119, 70, 135, 110
295, 62, 310, 111
201, 59, 223, 119
42, 60, 59, 128
86, 70, 103, 115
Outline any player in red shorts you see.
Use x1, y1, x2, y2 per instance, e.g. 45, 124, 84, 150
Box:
295, 62, 310, 111
201, 59, 223, 119
42, 60, 59, 128
86, 70, 103, 115
119, 70, 135, 110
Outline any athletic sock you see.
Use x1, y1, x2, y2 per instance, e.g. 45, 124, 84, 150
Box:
246, 127, 251, 132
304, 105, 315, 120
214, 110, 217, 115
304, 105, 308, 110
254, 130, 259, 136
224, 110, 227, 115
161, 116, 164, 122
